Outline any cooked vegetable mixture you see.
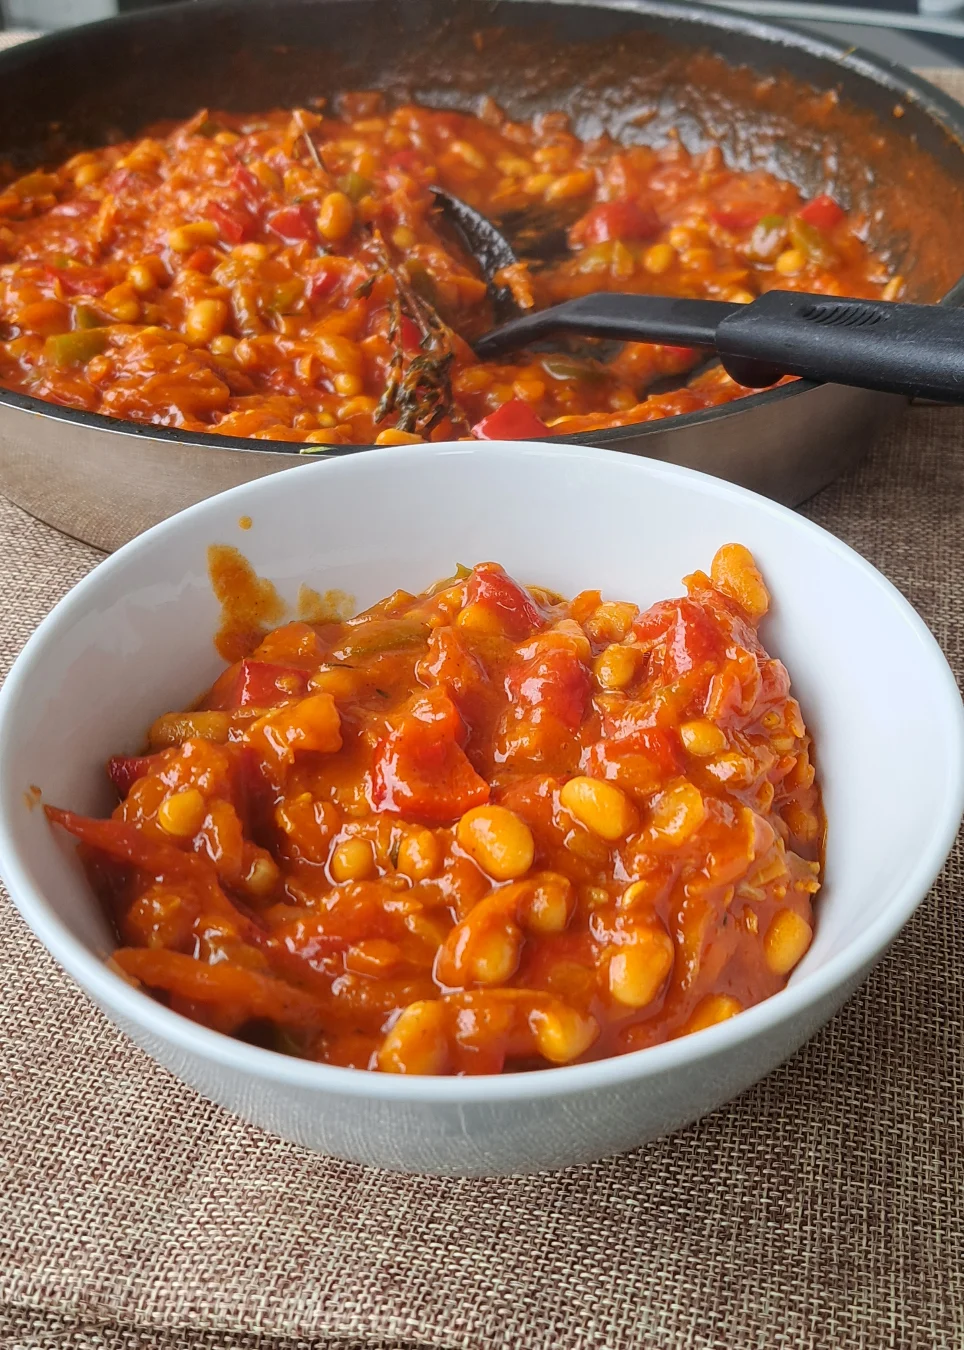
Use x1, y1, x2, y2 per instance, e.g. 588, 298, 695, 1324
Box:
49, 547, 823, 1074
0, 94, 897, 445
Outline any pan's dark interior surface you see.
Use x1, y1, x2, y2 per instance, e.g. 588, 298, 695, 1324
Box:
1, 0, 964, 303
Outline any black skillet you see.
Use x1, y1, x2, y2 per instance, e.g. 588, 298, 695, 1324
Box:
3, 0, 964, 550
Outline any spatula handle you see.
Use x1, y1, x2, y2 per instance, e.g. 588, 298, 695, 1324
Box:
473, 288, 964, 405
716, 290, 964, 401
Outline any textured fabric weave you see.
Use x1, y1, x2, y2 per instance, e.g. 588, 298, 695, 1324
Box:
1, 47, 963, 1350
2, 405, 963, 1350
0, 31, 35, 51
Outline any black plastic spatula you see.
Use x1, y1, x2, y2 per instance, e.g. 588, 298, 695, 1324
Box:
473, 289, 964, 401
432, 187, 964, 403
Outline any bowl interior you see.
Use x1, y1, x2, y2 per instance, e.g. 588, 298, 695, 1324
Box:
1, 441, 961, 1066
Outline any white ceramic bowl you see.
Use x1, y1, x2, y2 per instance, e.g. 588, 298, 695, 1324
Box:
1, 441, 962, 1177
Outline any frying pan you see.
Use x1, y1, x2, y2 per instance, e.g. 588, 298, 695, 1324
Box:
1, 0, 964, 550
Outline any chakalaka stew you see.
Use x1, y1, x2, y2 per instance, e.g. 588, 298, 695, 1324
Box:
0, 94, 898, 447
49, 546, 823, 1074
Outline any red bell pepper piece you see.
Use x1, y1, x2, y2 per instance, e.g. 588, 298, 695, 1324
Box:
399, 316, 424, 354
659, 345, 700, 366
465, 563, 547, 639
113, 948, 327, 1025
585, 715, 683, 788
205, 659, 311, 711
371, 693, 489, 824
44, 264, 112, 296
568, 199, 659, 247
106, 753, 160, 798
796, 194, 845, 233
185, 246, 219, 274
416, 627, 485, 703
306, 265, 339, 300
266, 205, 316, 242
711, 204, 765, 231
505, 644, 590, 731
387, 148, 425, 174
634, 598, 725, 681
596, 714, 681, 770
231, 164, 263, 202
46, 806, 202, 878
471, 399, 551, 441
206, 200, 258, 245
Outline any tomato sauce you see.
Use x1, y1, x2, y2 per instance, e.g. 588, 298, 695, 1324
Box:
0, 96, 897, 447
48, 546, 823, 1074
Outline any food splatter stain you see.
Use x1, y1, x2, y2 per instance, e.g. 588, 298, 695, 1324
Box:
208, 544, 287, 661
207, 546, 356, 660
297, 584, 355, 623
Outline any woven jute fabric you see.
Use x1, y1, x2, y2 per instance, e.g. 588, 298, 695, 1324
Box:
0, 31, 35, 51
3, 410, 963, 1350
2, 44, 964, 1350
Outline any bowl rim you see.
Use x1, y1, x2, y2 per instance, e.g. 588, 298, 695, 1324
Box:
1, 0, 964, 456
1, 440, 963, 1103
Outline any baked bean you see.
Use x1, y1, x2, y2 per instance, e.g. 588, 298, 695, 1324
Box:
456, 805, 534, 881
450, 140, 488, 171
544, 169, 595, 202
157, 788, 206, 838
317, 191, 355, 243
710, 543, 770, 620
648, 781, 705, 845
679, 719, 727, 756
763, 909, 813, 974
530, 1003, 598, 1064
377, 1001, 449, 1074
643, 242, 675, 275
593, 643, 638, 691
396, 829, 442, 881
127, 262, 158, 294
559, 776, 636, 842
148, 710, 229, 749
584, 602, 638, 644
73, 161, 107, 189
185, 298, 228, 345
101, 284, 141, 323
374, 428, 424, 445
517, 873, 573, 934
168, 220, 219, 251
608, 927, 675, 1008
775, 247, 806, 275
330, 837, 376, 883
683, 994, 743, 1033
242, 852, 281, 897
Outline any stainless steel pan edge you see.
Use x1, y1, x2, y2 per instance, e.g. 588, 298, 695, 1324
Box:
0, 0, 958, 548
0, 402, 297, 552
0, 381, 897, 552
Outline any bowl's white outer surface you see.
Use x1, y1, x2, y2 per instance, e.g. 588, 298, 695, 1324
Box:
1, 441, 962, 1177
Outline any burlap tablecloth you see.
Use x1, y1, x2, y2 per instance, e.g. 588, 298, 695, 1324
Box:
2, 45, 964, 1350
